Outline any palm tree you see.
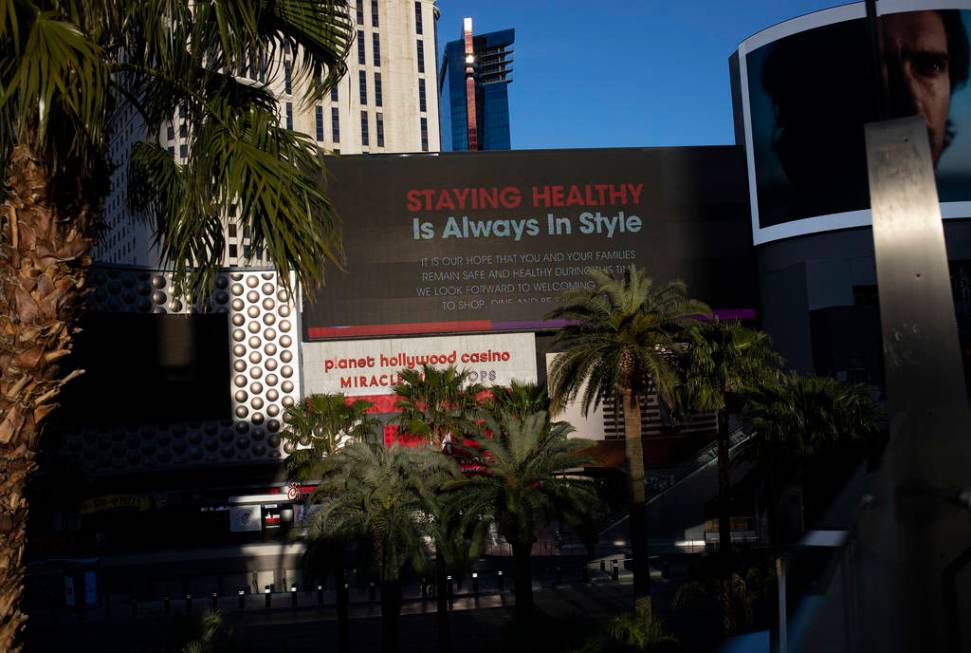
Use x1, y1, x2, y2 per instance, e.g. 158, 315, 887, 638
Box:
390, 364, 484, 652
307, 441, 460, 653
457, 408, 598, 620
741, 373, 880, 547
392, 364, 484, 449
0, 2, 352, 647
282, 394, 378, 653
679, 319, 781, 620
546, 266, 710, 611
488, 379, 550, 418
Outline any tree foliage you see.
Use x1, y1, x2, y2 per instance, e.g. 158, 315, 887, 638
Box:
547, 265, 711, 413
391, 364, 484, 448
282, 393, 379, 481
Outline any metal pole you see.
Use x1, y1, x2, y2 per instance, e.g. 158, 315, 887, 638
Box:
860, 116, 971, 651
777, 557, 787, 653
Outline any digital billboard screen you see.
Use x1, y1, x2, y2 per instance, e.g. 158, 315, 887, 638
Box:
303, 147, 757, 340
736, 4, 971, 244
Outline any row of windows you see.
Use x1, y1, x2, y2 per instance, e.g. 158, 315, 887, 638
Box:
314, 106, 342, 143
358, 71, 383, 107
356, 0, 380, 28
360, 111, 384, 148
356, 31, 381, 67
313, 106, 341, 143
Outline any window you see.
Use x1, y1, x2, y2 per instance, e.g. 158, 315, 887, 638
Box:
284, 61, 292, 94
360, 111, 369, 146
179, 144, 187, 158
374, 73, 383, 107
315, 106, 324, 141
358, 70, 367, 105
418, 79, 426, 112
356, 0, 364, 25
357, 30, 365, 64
285, 102, 293, 130
420, 117, 428, 151
179, 122, 187, 138
417, 40, 425, 73
229, 244, 238, 258
415, 1, 423, 34
376, 113, 384, 147
331, 85, 339, 102
166, 124, 174, 140
372, 33, 380, 66
371, 0, 379, 27
228, 223, 237, 238
167, 145, 175, 157
332, 107, 340, 143
229, 203, 237, 218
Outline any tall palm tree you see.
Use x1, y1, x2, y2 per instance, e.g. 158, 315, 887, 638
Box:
390, 364, 484, 652
282, 393, 378, 653
0, 2, 352, 648
546, 266, 710, 611
456, 409, 598, 620
741, 373, 881, 547
680, 320, 781, 568
307, 441, 460, 653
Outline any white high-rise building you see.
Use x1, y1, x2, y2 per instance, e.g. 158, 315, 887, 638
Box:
93, 0, 441, 268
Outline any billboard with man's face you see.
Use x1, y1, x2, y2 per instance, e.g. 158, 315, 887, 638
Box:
735, 2, 971, 244
301, 147, 758, 340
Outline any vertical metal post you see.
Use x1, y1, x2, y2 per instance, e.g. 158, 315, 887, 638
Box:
497, 570, 504, 592
184, 594, 192, 613
238, 590, 245, 609
776, 557, 787, 653
862, 116, 971, 652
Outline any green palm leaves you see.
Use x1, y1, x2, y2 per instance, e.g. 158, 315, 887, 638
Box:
307, 441, 459, 584
548, 265, 711, 412
0, 0, 354, 294
742, 372, 881, 459
392, 364, 484, 448
460, 410, 597, 548
680, 318, 782, 414
282, 393, 379, 481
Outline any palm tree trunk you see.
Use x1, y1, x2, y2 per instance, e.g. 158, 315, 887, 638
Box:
435, 550, 450, 653
511, 539, 534, 621
333, 548, 349, 653
622, 388, 651, 612
0, 144, 93, 652
716, 409, 735, 636
717, 410, 732, 562
379, 579, 401, 653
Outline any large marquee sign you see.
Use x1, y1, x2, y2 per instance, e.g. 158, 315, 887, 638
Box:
303, 147, 756, 340
733, 2, 971, 244
301, 333, 537, 397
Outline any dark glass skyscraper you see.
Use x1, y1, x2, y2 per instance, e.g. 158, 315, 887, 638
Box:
439, 19, 514, 151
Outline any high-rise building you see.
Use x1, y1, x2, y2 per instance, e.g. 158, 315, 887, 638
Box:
92, 0, 442, 269
438, 18, 514, 151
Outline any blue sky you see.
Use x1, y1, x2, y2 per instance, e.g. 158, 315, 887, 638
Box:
435, 0, 847, 149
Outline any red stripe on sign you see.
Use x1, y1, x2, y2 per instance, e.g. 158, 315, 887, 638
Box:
345, 391, 494, 414
307, 321, 494, 338
346, 394, 400, 413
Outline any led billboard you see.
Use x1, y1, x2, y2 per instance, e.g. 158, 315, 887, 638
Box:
303, 147, 757, 340
735, 3, 971, 244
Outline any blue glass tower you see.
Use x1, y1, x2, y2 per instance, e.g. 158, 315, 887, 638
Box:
438, 20, 514, 151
